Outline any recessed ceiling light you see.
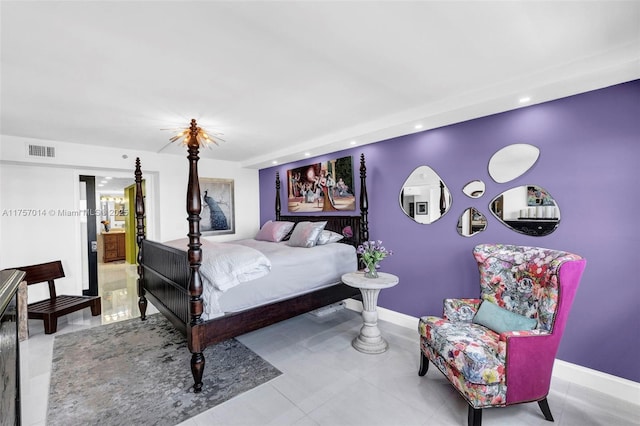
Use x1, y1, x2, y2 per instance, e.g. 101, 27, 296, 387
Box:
105, 177, 112, 180
272, 160, 278, 165
350, 140, 357, 145
519, 96, 531, 103
415, 124, 423, 129
304, 152, 310, 157
98, 184, 104, 187
101, 180, 108, 184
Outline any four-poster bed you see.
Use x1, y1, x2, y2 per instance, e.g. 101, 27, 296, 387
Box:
134, 120, 370, 392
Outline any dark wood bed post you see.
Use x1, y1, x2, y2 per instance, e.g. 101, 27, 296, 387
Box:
135, 158, 147, 320
359, 153, 369, 242
185, 119, 206, 393
275, 172, 281, 221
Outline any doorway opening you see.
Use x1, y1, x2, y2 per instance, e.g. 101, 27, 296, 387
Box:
80, 174, 139, 323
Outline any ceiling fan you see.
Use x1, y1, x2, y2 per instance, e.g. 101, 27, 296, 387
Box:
157, 119, 225, 153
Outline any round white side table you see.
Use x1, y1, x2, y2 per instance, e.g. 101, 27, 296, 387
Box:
341, 271, 399, 354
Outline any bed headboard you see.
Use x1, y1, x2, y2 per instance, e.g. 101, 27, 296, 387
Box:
275, 153, 369, 248
277, 214, 363, 248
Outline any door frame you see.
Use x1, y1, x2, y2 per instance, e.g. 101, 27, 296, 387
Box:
79, 175, 98, 296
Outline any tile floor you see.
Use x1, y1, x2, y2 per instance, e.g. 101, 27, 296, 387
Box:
20, 263, 639, 426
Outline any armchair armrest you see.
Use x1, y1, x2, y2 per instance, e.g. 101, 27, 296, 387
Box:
443, 298, 480, 322
500, 331, 558, 404
497, 330, 549, 359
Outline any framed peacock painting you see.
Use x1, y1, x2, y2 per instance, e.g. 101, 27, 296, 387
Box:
199, 177, 235, 235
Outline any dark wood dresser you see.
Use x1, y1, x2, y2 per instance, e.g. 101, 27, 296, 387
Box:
103, 232, 126, 262
0, 269, 25, 426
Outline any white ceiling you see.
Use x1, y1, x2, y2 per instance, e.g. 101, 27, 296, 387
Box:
95, 176, 134, 196
1, 1, 639, 169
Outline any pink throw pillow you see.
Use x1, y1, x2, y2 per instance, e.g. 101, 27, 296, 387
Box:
255, 220, 295, 242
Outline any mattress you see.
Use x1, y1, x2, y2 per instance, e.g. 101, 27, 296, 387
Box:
207, 239, 357, 319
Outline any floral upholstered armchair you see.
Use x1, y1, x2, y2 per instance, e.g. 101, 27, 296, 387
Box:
418, 244, 586, 426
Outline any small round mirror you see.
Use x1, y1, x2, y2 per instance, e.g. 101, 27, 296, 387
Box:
457, 207, 487, 237
399, 166, 452, 224
489, 185, 560, 236
488, 144, 540, 183
462, 180, 485, 198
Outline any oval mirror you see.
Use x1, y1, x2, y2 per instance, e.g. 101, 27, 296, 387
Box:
489, 185, 560, 236
488, 143, 540, 183
399, 166, 452, 224
462, 180, 485, 198
457, 207, 487, 237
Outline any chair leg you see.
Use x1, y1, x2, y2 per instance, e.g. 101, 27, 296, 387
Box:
418, 350, 429, 376
43, 314, 58, 334
468, 406, 482, 426
538, 398, 554, 422
90, 299, 101, 316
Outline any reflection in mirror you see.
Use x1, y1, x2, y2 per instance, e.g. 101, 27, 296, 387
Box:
462, 180, 485, 198
457, 207, 487, 237
488, 143, 540, 183
399, 166, 452, 224
490, 185, 560, 236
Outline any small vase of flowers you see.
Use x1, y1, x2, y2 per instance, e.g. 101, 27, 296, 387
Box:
357, 240, 392, 278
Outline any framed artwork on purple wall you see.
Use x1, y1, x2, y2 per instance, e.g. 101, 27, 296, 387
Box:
287, 156, 355, 212
200, 178, 235, 235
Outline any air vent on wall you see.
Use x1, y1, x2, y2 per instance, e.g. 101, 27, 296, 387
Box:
27, 144, 56, 158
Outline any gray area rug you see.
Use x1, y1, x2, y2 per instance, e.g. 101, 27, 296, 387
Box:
47, 314, 281, 426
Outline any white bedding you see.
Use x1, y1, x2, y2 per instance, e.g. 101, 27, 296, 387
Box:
163, 238, 272, 290
217, 239, 357, 318
165, 238, 357, 320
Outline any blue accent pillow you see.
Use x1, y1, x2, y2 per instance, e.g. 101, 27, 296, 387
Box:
472, 300, 537, 334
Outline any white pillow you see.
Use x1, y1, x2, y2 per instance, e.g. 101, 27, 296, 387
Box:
316, 230, 344, 245
254, 220, 295, 242
286, 221, 327, 248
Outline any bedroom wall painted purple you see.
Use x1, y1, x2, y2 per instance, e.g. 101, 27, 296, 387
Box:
259, 80, 640, 382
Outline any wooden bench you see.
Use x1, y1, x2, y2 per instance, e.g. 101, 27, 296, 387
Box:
13, 260, 101, 334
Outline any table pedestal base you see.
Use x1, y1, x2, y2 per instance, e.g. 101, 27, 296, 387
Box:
352, 287, 388, 354
352, 334, 388, 354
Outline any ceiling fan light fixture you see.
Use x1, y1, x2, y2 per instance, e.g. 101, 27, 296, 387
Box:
168, 119, 224, 148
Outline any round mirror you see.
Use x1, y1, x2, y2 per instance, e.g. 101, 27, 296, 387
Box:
488, 143, 540, 183
489, 185, 560, 236
457, 207, 487, 237
399, 166, 452, 224
462, 180, 485, 198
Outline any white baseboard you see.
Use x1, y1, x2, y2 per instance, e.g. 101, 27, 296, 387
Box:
343, 298, 640, 406
344, 298, 419, 329
552, 359, 640, 406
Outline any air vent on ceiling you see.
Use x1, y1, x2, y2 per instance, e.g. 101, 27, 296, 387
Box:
27, 144, 56, 158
